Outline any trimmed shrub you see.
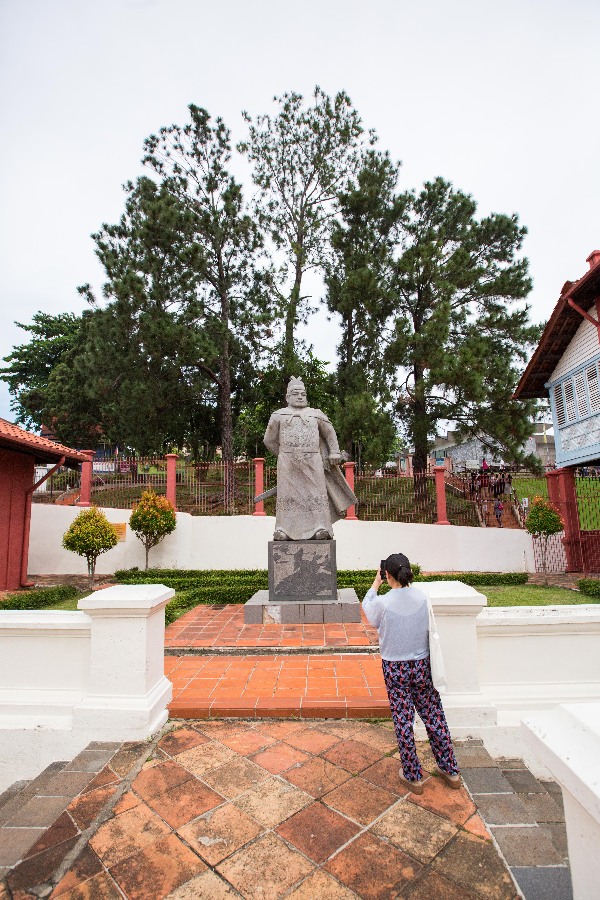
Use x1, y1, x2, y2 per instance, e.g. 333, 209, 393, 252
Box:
1, 585, 81, 610
578, 579, 600, 599
63, 508, 119, 590
129, 491, 177, 570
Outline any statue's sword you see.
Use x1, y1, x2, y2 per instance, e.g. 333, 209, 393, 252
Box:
254, 486, 277, 504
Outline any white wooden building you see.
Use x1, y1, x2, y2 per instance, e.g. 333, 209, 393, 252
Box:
514, 250, 600, 468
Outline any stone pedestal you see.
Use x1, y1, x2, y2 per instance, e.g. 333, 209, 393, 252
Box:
268, 540, 337, 602
244, 540, 361, 624
244, 588, 361, 624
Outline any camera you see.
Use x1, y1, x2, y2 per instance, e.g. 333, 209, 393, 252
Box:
380, 559, 386, 579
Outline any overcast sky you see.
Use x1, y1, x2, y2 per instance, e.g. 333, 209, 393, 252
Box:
1, 0, 598, 424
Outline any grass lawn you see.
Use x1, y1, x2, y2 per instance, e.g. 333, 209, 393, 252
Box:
483, 584, 597, 606
512, 475, 600, 529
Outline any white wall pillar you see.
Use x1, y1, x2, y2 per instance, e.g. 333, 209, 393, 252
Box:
522, 704, 600, 900
73, 584, 174, 739
425, 581, 496, 731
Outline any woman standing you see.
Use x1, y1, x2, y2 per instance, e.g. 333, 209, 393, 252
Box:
363, 553, 460, 794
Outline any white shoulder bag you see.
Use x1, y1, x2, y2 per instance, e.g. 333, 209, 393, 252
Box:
424, 589, 447, 692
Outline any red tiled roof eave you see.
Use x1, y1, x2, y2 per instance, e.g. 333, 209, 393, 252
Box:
513, 260, 600, 400
0, 419, 88, 466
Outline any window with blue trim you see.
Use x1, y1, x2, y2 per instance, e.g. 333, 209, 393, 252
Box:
553, 360, 600, 428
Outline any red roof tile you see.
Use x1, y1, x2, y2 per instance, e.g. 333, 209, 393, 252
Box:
0, 419, 88, 465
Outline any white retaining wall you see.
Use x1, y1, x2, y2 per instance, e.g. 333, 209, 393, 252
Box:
28, 505, 536, 574
0, 585, 173, 793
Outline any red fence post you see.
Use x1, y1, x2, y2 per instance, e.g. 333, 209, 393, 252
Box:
253, 457, 266, 516
434, 466, 450, 525
552, 467, 583, 571
77, 451, 95, 507
343, 461, 358, 520
165, 454, 178, 511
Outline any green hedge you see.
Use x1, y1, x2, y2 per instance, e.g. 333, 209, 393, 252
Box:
578, 579, 600, 598
114, 567, 531, 622
0, 585, 81, 610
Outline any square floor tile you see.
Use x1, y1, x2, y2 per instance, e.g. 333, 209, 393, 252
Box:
321, 739, 382, 774
362, 757, 419, 795
89, 803, 171, 867
322, 776, 397, 826
501, 769, 547, 794
175, 742, 238, 777
216, 832, 313, 899
431, 831, 518, 899
165, 869, 239, 898
178, 803, 263, 866
50, 844, 103, 897
276, 801, 360, 863
131, 760, 193, 801
460, 768, 514, 794
202, 758, 268, 799
325, 831, 421, 898
67, 784, 118, 830
109, 833, 206, 900
249, 742, 310, 775
158, 727, 209, 757
234, 776, 312, 828
373, 800, 458, 863
283, 758, 351, 798
472, 793, 535, 826
285, 728, 342, 754
401, 870, 479, 899
490, 825, 562, 866
408, 776, 476, 826
511, 865, 573, 900
285, 869, 357, 899
146, 778, 224, 828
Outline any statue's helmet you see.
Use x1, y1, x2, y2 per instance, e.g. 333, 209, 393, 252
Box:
286, 376, 306, 396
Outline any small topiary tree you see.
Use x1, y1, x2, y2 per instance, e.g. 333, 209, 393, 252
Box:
129, 490, 177, 570
62, 507, 119, 590
525, 496, 565, 584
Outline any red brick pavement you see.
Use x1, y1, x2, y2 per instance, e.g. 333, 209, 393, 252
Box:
165, 604, 379, 649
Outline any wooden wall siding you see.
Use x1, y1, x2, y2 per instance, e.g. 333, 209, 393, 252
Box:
551, 302, 599, 382
0, 448, 34, 590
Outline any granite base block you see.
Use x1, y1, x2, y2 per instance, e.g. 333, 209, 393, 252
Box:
244, 588, 361, 624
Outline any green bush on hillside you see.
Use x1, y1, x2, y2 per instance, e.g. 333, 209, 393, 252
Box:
578, 579, 600, 598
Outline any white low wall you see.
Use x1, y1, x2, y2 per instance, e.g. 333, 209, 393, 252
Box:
0, 585, 174, 793
522, 704, 600, 900
415, 587, 600, 771
28, 506, 536, 575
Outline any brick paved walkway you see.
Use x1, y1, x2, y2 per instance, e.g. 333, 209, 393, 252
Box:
165, 606, 379, 650
1, 722, 528, 899
167, 654, 390, 719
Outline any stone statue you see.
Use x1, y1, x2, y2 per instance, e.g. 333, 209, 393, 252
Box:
263, 377, 358, 540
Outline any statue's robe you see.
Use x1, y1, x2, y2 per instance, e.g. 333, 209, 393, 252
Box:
264, 406, 358, 540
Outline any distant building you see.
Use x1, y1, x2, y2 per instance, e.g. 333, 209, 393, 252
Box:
430, 423, 555, 472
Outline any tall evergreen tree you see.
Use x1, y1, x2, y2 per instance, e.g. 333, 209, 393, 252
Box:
143, 105, 269, 484
386, 178, 540, 472
58, 175, 220, 454
0, 312, 81, 429
239, 87, 372, 380
325, 150, 404, 465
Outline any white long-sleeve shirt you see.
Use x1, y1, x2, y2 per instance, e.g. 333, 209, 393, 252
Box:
362, 584, 429, 661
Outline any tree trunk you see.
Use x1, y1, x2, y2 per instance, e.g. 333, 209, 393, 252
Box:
217, 271, 235, 514
145, 544, 149, 571
411, 364, 429, 503
87, 557, 95, 591
282, 241, 303, 383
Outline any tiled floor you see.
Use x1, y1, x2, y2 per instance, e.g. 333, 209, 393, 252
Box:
165, 606, 379, 650
1, 721, 525, 899
166, 653, 390, 718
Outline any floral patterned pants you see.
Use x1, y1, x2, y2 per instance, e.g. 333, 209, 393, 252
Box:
382, 657, 459, 782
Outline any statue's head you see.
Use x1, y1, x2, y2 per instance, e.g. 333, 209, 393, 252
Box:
286, 377, 307, 409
